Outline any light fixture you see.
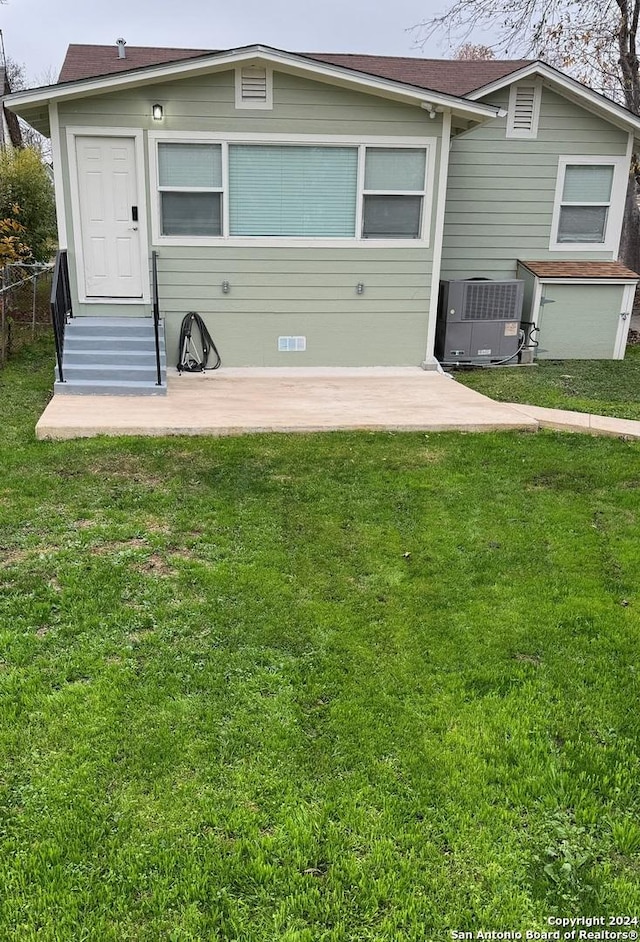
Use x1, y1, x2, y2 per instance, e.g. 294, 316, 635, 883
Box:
222, 281, 230, 294
152, 103, 164, 121
356, 282, 365, 295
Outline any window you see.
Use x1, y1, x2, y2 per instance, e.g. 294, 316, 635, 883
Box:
362, 148, 426, 238
151, 137, 432, 244
228, 145, 358, 237
550, 157, 627, 251
506, 82, 541, 138
158, 143, 222, 236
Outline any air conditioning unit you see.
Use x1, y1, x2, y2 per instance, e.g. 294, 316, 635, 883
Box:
435, 278, 525, 365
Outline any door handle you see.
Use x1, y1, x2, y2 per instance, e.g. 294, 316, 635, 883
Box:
128, 226, 138, 231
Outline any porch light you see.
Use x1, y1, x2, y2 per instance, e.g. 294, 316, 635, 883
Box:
152, 103, 164, 121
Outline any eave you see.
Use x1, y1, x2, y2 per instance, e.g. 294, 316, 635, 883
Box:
5, 43, 502, 137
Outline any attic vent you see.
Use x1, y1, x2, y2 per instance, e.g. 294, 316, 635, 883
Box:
462, 282, 523, 320
241, 67, 267, 101
506, 82, 541, 138
513, 86, 535, 129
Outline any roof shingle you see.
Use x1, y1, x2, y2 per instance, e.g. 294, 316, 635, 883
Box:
520, 260, 640, 279
57, 43, 531, 96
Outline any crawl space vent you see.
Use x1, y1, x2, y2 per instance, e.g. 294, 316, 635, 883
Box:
278, 336, 307, 352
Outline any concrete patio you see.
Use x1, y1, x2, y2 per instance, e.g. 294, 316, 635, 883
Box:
35, 367, 640, 441
35, 367, 539, 439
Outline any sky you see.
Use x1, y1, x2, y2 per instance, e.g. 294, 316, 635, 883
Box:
0, 0, 456, 85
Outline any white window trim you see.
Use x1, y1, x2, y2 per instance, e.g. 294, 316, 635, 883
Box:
148, 131, 436, 249
66, 125, 151, 305
234, 66, 273, 110
549, 155, 628, 253
506, 81, 542, 139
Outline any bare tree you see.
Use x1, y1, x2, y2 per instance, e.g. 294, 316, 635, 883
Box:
412, 0, 638, 109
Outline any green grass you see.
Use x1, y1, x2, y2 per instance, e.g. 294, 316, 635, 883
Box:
1, 336, 640, 939
453, 344, 640, 421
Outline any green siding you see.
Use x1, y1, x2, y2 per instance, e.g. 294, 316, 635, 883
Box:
440, 88, 630, 281
58, 68, 437, 366
536, 284, 624, 358
58, 71, 440, 136
157, 247, 430, 366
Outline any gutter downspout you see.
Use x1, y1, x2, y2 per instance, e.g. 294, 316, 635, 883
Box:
422, 108, 451, 369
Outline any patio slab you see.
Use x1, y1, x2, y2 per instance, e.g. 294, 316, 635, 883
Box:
35, 368, 538, 439
508, 402, 640, 439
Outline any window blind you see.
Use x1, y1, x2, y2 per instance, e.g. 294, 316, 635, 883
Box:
228, 145, 358, 237
158, 143, 222, 188
364, 148, 426, 191
562, 165, 614, 203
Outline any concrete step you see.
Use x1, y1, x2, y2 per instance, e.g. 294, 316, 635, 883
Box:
65, 317, 155, 339
54, 378, 167, 397
56, 316, 167, 396
65, 335, 165, 353
62, 364, 162, 383
64, 349, 166, 367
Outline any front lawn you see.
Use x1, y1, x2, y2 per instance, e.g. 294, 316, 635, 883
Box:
1, 337, 640, 939
453, 344, 640, 421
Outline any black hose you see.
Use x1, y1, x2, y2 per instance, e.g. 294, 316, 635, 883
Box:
177, 311, 221, 373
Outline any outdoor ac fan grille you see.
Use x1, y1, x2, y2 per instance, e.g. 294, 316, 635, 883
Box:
462, 282, 522, 320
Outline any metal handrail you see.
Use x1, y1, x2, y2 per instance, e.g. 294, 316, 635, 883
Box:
151, 251, 162, 386
50, 250, 72, 383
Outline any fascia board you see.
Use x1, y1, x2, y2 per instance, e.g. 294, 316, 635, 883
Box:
4, 44, 500, 122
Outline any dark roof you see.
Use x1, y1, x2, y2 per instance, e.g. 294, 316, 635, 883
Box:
58, 44, 216, 83
306, 53, 532, 96
57, 43, 532, 96
520, 260, 640, 279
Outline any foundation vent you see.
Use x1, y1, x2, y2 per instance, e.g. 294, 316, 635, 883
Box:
278, 336, 306, 352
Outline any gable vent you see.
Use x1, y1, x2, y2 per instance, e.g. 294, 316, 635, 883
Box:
507, 82, 541, 138
241, 67, 268, 102
513, 86, 536, 130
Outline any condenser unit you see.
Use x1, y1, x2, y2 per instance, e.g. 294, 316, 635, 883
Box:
435, 278, 525, 365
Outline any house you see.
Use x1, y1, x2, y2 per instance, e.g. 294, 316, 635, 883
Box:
4, 41, 640, 394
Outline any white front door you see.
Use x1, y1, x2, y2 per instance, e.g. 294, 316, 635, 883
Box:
75, 135, 143, 298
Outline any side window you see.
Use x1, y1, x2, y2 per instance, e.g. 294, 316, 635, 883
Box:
158, 143, 223, 236
551, 158, 626, 251
361, 148, 427, 239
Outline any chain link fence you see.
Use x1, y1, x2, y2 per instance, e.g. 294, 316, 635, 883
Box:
0, 262, 54, 367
